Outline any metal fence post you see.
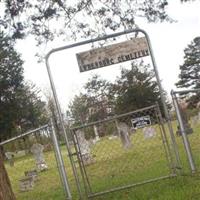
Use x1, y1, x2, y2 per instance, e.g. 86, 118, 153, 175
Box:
171, 90, 196, 173
143, 31, 182, 171
155, 103, 177, 175
49, 119, 72, 200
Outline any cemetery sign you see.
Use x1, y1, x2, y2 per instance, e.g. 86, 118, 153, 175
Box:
131, 116, 151, 129
76, 37, 149, 72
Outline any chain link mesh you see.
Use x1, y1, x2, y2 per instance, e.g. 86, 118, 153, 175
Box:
71, 105, 174, 198
2, 125, 66, 200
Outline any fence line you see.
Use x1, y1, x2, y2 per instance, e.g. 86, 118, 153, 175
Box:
0, 124, 49, 146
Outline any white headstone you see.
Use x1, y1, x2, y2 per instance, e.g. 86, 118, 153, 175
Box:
30, 143, 48, 171
5, 152, 14, 167
5, 152, 13, 160
143, 127, 156, 139
93, 125, 100, 142
76, 130, 93, 165
14, 150, 26, 158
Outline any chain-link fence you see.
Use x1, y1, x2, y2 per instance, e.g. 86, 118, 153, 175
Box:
3, 95, 200, 200
171, 89, 200, 174
0, 124, 69, 200
70, 104, 176, 199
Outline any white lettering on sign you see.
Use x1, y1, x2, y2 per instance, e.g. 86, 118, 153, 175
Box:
131, 116, 151, 129
76, 37, 149, 72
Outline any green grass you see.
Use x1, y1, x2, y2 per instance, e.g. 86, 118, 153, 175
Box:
4, 122, 200, 200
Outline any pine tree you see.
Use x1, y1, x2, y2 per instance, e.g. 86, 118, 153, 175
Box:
0, 32, 20, 200
176, 37, 200, 89
176, 37, 200, 108
0, 32, 48, 200
112, 62, 163, 114
0, 32, 24, 141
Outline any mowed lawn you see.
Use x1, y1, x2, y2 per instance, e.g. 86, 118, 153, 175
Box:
4, 122, 200, 200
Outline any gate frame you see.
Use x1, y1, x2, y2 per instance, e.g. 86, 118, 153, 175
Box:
171, 88, 200, 173
45, 28, 181, 199
70, 104, 176, 199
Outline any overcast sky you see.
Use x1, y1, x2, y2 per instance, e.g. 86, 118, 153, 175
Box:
16, 0, 200, 111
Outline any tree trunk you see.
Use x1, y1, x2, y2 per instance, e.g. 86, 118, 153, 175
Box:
0, 149, 16, 200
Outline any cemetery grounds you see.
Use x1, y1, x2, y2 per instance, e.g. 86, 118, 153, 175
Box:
4, 121, 200, 200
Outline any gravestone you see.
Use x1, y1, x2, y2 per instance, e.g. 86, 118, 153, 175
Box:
30, 143, 48, 171
19, 176, 34, 192
191, 115, 199, 127
5, 152, 14, 167
93, 125, 100, 143
143, 127, 156, 139
14, 150, 26, 158
25, 170, 38, 182
176, 102, 193, 136
117, 122, 132, 149
76, 129, 93, 165
108, 135, 118, 140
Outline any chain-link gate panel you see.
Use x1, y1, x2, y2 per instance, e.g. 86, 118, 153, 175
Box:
172, 89, 200, 173
1, 125, 66, 200
71, 105, 175, 199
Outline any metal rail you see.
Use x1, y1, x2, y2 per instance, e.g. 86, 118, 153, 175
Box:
49, 119, 72, 200
0, 124, 48, 146
88, 174, 176, 199
173, 88, 200, 94
71, 105, 156, 130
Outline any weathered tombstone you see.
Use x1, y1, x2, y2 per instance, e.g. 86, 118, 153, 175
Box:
117, 122, 132, 149
30, 143, 48, 171
24, 170, 38, 182
19, 176, 34, 192
76, 130, 93, 165
143, 127, 156, 139
176, 102, 193, 136
14, 150, 26, 158
191, 115, 199, 127
5, 152, 14, 167
93, 125, 100, 143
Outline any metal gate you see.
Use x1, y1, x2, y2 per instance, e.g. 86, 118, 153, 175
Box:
70, 105, 175, 199
45, 28, 181, 199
